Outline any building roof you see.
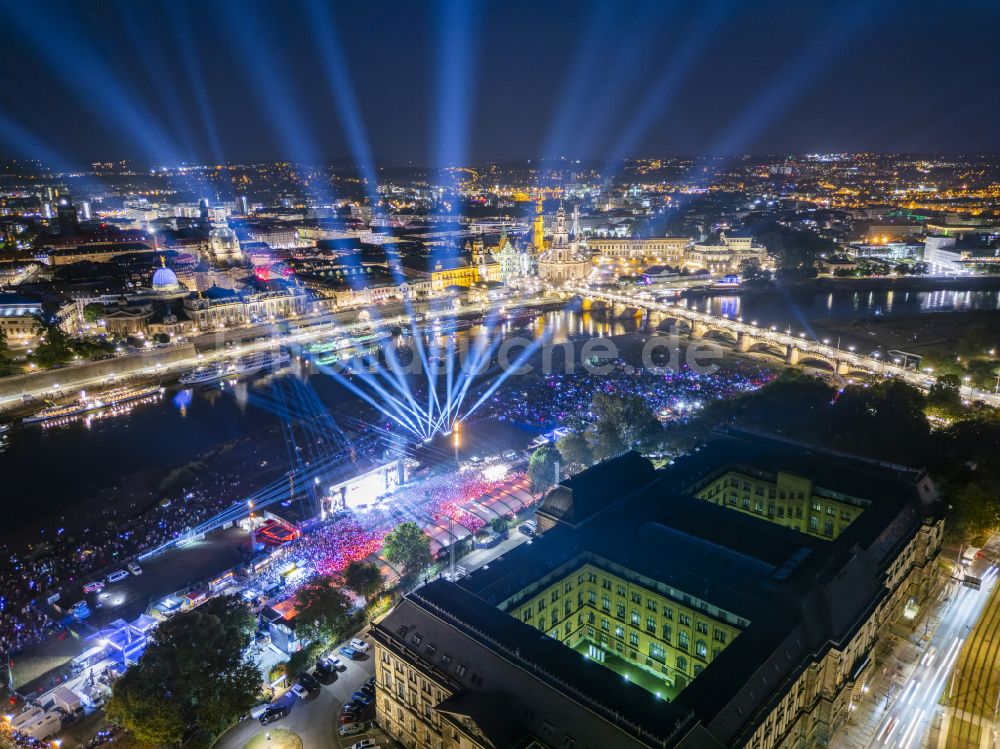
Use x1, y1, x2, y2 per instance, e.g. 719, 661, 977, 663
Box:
388, 433, 943, 748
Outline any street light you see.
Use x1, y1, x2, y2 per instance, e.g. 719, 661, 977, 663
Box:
248, 500, 256, 550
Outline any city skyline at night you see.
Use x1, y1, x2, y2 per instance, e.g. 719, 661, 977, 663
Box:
1, 3, 1000, 749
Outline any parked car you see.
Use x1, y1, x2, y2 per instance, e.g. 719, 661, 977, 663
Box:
341, 701, 362, 714
365, 675, 376, 687
322, 654, 346, 671
106, 570, 129, 584
350, 690, 372, 705
349, 637, 370, 652
259, 706, 289, 725
290, 683, 309, 699
350, 740, 377, 749
83, 581, 104, 594
339, 712, 361, 724
339, 722, 365, 737
297, 671, 321, 692
518, 523, 535, 537
338, 645, 358, 659
127, 561, 143, 575
314, 659, 334, 678
249, 703, 272, 720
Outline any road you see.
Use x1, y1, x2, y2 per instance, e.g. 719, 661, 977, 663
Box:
1, 295, 561, 414
865, 559, 999, 749
214, 638, 383, 749
212, 531, 531, 749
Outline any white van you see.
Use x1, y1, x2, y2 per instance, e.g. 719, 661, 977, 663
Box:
107, 569, 129, 583
23, 710, 61, 740
127, 561, 143, 575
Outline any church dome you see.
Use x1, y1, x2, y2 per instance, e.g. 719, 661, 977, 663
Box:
152, 266, 180, 292
209, 226, 237, 242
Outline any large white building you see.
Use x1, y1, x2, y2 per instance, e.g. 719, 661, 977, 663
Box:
537, 204, 592, 284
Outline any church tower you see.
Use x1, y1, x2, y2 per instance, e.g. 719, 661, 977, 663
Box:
531, 196, 545, 253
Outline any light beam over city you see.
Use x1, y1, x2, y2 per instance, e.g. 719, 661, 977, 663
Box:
0, 3, 998, 749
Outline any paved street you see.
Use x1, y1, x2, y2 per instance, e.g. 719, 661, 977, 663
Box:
0, 296, 558, 413
834, 550, 999, 749
214, 638, 383, 749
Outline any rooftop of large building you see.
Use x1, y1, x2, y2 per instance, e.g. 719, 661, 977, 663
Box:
374, 433, 943, 748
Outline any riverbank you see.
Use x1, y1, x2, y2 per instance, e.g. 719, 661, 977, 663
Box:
684, 274, 1000, 298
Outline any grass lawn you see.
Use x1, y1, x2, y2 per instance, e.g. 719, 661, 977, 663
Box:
242, 728, 303, 749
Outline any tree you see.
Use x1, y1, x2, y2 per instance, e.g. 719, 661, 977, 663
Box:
32, 315, 72, 369
0, 327, 14, 376
556, 431, 593, 471
589, 392, 662, 460
105, 596, 260, 746
528, 445, 560, 495
927, 374, 963, 415
342, 560, 384, 602
295, 575, 353, 641
383, 522, 433, 578
82, 302, 105, 323
829, 379, 930, 463
692, 369, 837, 442
757, 224, 830, 278
738, 257, 771, 283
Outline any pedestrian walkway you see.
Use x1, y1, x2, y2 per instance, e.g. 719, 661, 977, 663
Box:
834, 581, 950, 749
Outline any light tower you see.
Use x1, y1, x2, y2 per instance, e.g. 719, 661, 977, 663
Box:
248, 500, 256, 550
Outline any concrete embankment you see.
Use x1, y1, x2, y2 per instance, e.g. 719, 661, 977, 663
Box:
0, 343, 197, 408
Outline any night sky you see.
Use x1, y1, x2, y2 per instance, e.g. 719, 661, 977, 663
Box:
0, 0, 998, 166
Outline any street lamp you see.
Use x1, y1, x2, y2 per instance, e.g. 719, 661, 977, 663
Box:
248, 500, 256, 550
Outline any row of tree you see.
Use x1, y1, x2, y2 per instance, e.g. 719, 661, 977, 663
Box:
527, 392, 664, 494
525, 369, 1000, 542
672, 369, 1000, 541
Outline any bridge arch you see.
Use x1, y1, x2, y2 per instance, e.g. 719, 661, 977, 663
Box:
798, 356, 836, 372
701, 327, 738, 344
746, 340, 786, 358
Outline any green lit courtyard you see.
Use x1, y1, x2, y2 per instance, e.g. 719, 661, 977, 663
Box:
571, 640, 682, 702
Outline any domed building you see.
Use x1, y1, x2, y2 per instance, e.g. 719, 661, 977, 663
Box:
208, 226, 242, 265
537, 202, 592, 284
151, 264, 182, 293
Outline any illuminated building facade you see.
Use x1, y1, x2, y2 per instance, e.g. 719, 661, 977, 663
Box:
182, 285, 311, 329
687, 232, 767, 273
588, 236, 692, 263
372, 435, 943, 749
538, 203, 592, 284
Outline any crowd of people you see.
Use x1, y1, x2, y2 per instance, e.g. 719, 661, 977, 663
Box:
244, 464, 529, 595
479, 360, 773, 427
0, 413, 395, 656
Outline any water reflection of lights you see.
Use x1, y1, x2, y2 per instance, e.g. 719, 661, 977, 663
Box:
40, 393, 163, 429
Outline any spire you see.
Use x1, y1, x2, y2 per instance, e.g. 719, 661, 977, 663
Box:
571, 204, 581, 238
